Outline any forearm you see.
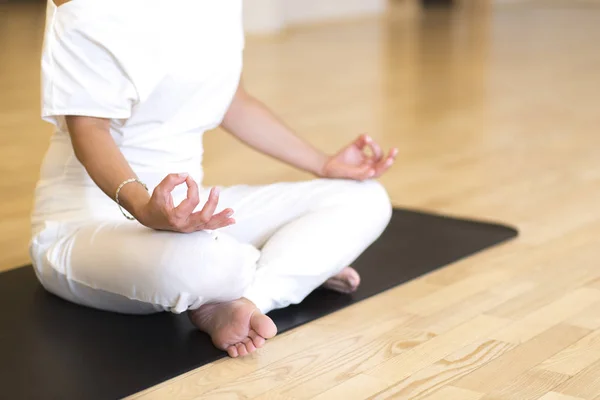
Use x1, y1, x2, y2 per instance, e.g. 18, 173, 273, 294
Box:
66, 116, 150, 218
221, 89, 328, 176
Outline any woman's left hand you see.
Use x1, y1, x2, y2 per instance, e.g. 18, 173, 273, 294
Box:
320, 134, 398, 181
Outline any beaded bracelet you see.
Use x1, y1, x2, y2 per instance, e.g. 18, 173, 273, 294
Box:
115, 178, 148, 220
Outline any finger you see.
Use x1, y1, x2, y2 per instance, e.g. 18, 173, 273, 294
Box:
201, 208, 235, 230
190, 187, 220, 226
372, 149, 397, 177
188, 213, 235, 232
345, 163, 375, 181
203, 209, 236, 230
363, 135, 383, 163
212, 207, 234, 220
204, 217, 236, 231
189, 207, 232, 228
173, 176, 199, 219
155, 173, 189, 200
351, 134, 370, 151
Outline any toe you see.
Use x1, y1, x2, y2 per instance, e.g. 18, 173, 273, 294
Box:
243, 337, 257, 353
227, 345, 239, 358
236, 342, 248, 357
250, 313, 278, 339
249, 330, 266, 348
348, 268, 361, 288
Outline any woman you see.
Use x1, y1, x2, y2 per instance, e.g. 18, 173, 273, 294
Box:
31, 0, 397, 358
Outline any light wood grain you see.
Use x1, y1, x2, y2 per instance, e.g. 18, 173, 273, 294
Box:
368, 339, 515, 399
268, 326, 435, 399
489, 288, 600, 344
552, 359, 600, 399
482, 368, 570, 400
567, 301, 600, 331
453, 324, 591, 393
421, 386, 483, 400
538, 393, 586, 400
407, 281, 535, 334
308, 374, 389, 400
364, 315, 509, 384
3, 0, 600, 399
196, 317, 426, 399
403, 270, 512, 316
539, 330, 600, 376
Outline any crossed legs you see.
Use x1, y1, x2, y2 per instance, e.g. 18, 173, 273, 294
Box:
33, 179, 392, 357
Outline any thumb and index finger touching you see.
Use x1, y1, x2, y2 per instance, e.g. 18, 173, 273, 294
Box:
156, 173, 221, 221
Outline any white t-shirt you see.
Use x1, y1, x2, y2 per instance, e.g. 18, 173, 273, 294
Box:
32, 0, 244, 235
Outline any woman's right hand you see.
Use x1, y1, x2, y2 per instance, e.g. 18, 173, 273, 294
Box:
136, 173, 235, 233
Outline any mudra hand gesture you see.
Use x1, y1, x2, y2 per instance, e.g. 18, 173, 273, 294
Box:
321, 134, 398, 181
138, 174, 235, 233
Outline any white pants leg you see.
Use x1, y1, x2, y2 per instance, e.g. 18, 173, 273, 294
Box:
30, 179, 392, 315
216, 179, 393, 313
31, 220, 261, 314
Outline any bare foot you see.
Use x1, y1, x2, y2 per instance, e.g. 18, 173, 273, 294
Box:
322, 266, 361, 294
189, 298, 277, 358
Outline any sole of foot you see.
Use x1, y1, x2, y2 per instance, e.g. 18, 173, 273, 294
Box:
189, 297, 277, 358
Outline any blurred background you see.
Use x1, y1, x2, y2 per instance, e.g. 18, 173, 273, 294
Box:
1, 0, 599, 272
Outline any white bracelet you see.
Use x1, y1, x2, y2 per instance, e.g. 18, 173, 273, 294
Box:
115, 178, 148, 221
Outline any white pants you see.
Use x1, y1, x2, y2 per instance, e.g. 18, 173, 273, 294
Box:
30, 179, 392, 315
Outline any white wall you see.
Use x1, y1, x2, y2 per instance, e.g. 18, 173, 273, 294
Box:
243, 0, 388, 34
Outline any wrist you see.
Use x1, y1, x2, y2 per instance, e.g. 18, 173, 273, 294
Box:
116, 180, 151, 221
129, 197, 151, 223
311, 152, 330, 178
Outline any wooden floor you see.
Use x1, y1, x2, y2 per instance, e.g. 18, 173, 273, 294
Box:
2, 0, 600, 398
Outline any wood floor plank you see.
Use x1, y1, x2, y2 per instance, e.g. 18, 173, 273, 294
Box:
364, 315, 509, 383
366, 339, 515, 399
567, 301, 600, 331
403, 271, 512, 316
308, 374, 390, 400
482, 368, 570, 400
408, 281, 535, 334
420, 386, 484, 400
252, 392, 297, 400
537, 392, 585, 400
586, 278, 600, 292
453, 324, 591, 393
489, 288, 600, 344
251, 327, 435, 399
485, 241, 600, 321
539, 330, 600, 376
553, 359, 600, 399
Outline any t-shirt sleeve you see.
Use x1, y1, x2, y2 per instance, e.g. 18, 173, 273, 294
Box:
41, 21, 138, 126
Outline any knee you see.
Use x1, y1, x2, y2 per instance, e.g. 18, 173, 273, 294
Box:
348, 180, 393, 228
201, 235, 259, 302
366, 180, 393, 219
156, 232, 258, 304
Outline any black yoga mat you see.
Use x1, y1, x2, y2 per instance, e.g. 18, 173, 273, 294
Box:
0, 208, 517, 400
